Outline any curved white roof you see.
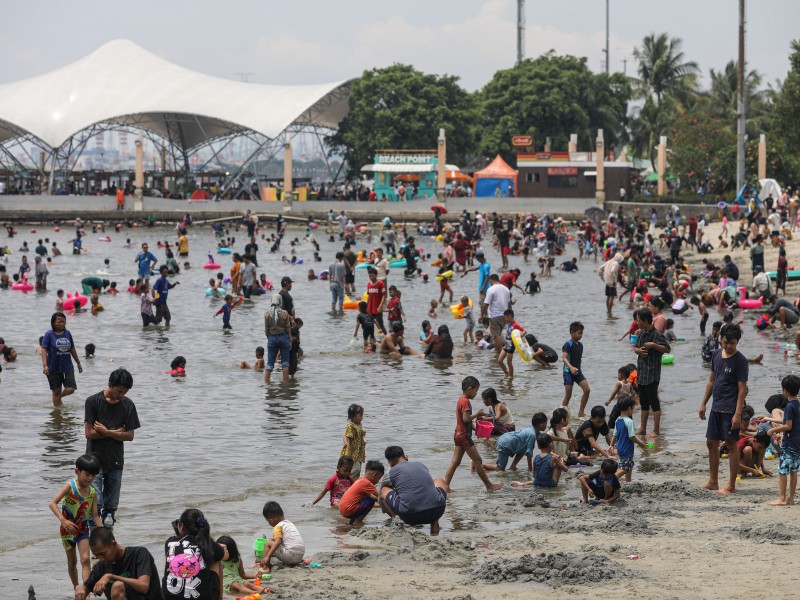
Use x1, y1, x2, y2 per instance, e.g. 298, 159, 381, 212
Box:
0, 39, 350, 149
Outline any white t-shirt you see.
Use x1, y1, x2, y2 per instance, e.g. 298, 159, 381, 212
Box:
273, 519, 305, 554
484, 283, 511, 318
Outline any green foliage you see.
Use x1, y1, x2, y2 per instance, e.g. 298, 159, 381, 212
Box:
670, 112, 736, 193
477, 53, 631, 161
774, 40, 800, 154
327, 64, 479, 179
704, 60, 770, 137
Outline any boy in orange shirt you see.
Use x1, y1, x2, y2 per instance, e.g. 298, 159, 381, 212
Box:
338, 461, 384, 524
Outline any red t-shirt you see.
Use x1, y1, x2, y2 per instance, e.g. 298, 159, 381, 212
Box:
387, 297, 402, 321
500, 272, 518, 288
324, 473, 353, 506
367, 280, 385, 315
455, 394, 473, 438
338, 477, 377, 516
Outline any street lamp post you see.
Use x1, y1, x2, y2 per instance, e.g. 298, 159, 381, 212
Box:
736, 0, 746, 193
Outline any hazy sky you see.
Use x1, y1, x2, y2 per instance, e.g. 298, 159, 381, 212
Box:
0, 0, 797, 90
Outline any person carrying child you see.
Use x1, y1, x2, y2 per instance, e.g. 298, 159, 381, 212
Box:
443, 376, 504, 493
699, 323, 748, 494
259, 501, 305, 572
580, 458, 621, 505
483, 413, 548, 471
308, 456, 354, 508
498, 308, 526, 377
216, 535, 272, 597
49, 454, 103, 589
767, 374, 800, 505
562, 321, 591, 417
511, 433, 569, 488
341, 404, 366, 479
338, 460, 385, 524
610, 398, 649, 481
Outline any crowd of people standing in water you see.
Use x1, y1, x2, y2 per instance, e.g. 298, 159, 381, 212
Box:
3, 199, 800, 599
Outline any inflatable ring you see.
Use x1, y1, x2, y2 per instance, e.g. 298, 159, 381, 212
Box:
355, 263, 373, 269
436, 234, 444, 242
435, 270, 454, 282
524, 334, 558, 363
309, 222, 318, 229
389, 259, 406, 268
63, 293, 88, 310
204, 262, 221, 270
217, 248, 232, 254
431, 258, 443, 267
343, 295, 359, 310
12, 281, 34, 291
512, 329, 533, 362
661, 354, 675, 365
205, 287, 227, 297
290, 258, 304, 264
449, 298, 474, 319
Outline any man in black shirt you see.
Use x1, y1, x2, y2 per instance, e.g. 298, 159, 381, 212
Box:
244, 236, 259, 267
75, 527, 162, 600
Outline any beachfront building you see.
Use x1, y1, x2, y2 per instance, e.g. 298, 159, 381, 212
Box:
516, 151, 634, 199
0, 40, 351, 199
360, 150, 463, 201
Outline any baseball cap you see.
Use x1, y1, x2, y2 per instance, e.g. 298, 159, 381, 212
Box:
281, 276, 293, 286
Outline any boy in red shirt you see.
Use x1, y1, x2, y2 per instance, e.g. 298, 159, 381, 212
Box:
386, 285, 405, 330
367, 268, 387, 335
338, 461, 384, 524
443, 376, 504, 493
307, 456, 354, 508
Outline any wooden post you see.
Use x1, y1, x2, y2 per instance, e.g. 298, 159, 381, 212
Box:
758, 134, 767, 180
657, 136, 667, 197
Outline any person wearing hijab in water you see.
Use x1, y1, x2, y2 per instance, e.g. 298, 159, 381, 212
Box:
264, 294, 291, 383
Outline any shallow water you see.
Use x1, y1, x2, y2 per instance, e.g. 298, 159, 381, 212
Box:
0, 224, 785, 597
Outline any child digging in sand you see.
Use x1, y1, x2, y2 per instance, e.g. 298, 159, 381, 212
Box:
768, 374, 800, 506
217, 535, 273, 596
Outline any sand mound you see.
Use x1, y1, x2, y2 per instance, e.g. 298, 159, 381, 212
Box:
737, 524, 796, 543
472, 552, 628, 586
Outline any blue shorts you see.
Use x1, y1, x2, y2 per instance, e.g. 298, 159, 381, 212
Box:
341, 497, 375, 519
706, 410, 739, 442
563, 370, 586, 386
618, 456, 634, 472
495, 442, 514, 469
778, 451, 800, 475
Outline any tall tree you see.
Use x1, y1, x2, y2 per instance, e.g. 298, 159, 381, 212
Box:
630, 33, 700, 167
327, 64, 479, 179
774, 40, 800, 154
705, 60, 770, 136
477, 52, 630, 161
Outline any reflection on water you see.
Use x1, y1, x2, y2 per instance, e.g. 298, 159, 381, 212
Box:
39, 407, 82, 476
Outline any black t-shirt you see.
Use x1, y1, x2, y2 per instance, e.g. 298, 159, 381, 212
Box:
244, 242, 258, 258
724, 261, 740, 281
498, 230, 510, 248
279, 290, 295, 316
357, 312, 374, 328
85, 392, 141, 471
162, 536, 224, 600
576, 419, 610, 451
84, 546, 163, 600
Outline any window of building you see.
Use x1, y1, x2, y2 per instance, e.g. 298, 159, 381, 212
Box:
525, 172, 540, 183
547, 176, 578, 189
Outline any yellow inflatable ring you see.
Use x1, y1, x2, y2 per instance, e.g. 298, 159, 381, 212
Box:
449, 298, 474, 319
436, 270, 454, 282
512, 329, 533, 362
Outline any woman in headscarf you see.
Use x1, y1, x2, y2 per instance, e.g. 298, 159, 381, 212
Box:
264, 293, 291, 383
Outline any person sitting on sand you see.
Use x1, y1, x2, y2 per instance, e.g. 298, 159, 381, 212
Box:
380, 323, 415, 357
511, 433, 568, 488
579, 458, 621, 505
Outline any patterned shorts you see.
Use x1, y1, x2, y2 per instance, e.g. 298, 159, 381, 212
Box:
618, 457, 634, 472
778, 452, 800, 475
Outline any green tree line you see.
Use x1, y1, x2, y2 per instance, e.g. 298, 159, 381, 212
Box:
328, 33, 800, 193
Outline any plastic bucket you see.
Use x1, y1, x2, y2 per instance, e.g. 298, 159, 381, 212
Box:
476, 420, 494, 439
253, 537, 267, 559
630, 334, 638, 344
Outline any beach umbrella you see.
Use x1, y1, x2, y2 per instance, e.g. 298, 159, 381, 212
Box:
584, 206, 606, 218
431, 204, 447, 215
717, 201, 727, 209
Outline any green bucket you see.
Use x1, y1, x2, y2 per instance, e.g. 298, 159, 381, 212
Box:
253, 537, 267, 559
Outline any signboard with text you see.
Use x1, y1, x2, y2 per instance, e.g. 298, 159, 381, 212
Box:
547, 167, 578, 176
511, 135, 533, 147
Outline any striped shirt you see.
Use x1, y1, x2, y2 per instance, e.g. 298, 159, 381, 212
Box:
635, 326, 670, 385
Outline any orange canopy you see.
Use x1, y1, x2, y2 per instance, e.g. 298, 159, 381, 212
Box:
473, 155, 518, 197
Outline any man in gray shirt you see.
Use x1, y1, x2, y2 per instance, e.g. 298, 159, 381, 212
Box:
240, 255, 257, 299
380, 446, 447, 533
329, 252, 347, 313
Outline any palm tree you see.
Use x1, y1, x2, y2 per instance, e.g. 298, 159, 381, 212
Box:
633, 33, 700, 107
706, 60, 769, 136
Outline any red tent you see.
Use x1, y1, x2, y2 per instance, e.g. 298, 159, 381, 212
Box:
473, 155, 518, 197
190, 189, 209, 201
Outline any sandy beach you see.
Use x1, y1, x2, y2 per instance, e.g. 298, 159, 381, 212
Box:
262, 446, 794, 599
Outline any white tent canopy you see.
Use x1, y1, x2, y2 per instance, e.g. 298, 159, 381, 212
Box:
0, 39, 351, 149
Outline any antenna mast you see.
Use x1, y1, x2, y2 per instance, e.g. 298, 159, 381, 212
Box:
517, 0, 525, 64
